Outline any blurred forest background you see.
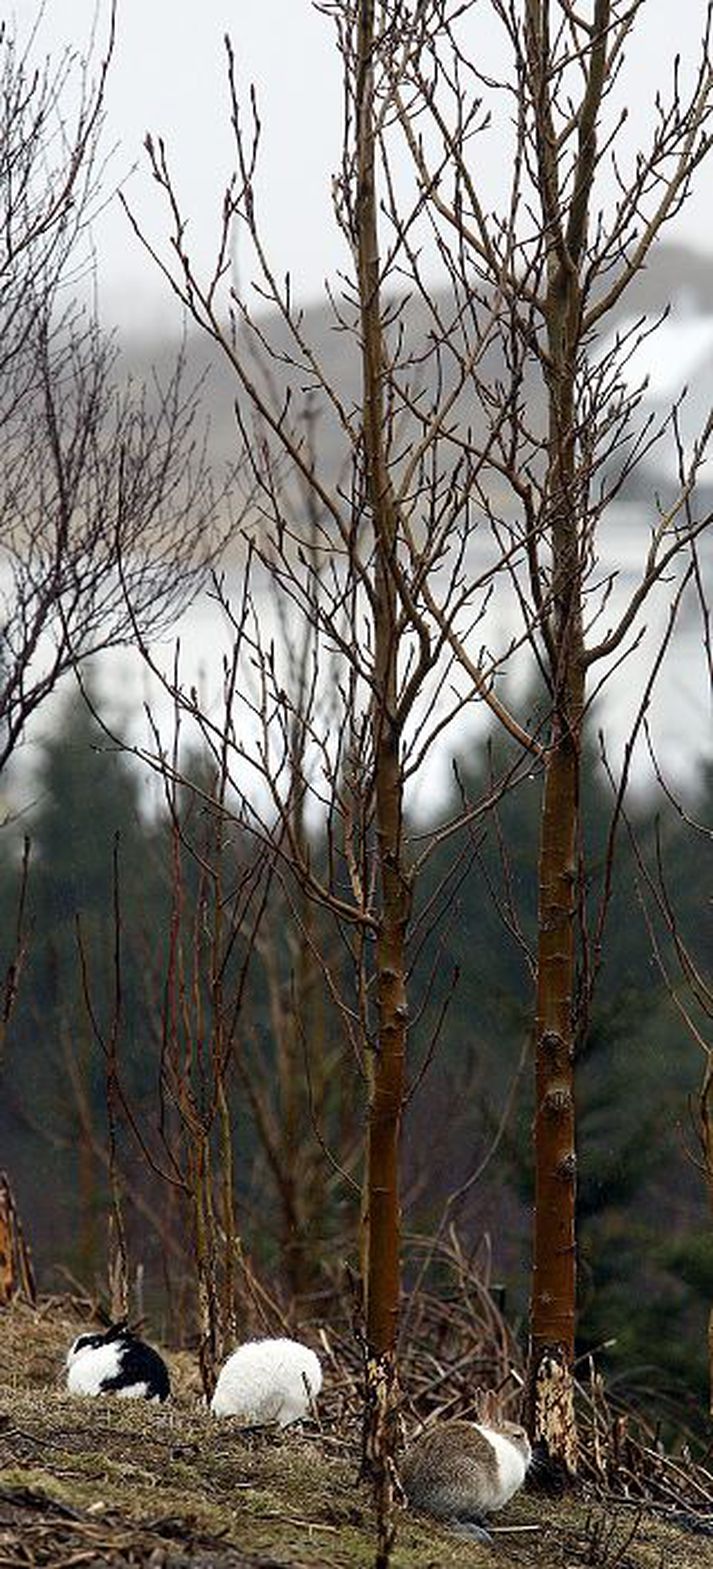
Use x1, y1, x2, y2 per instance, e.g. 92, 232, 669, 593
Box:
1, 263, 712, 1417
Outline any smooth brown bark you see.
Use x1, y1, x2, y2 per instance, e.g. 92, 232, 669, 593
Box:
529, 707, 581, 1470
528, 288, 584, 1467
527, 339, 584, 1470
354, 11, 409, 1562
524, 0, 596, 1469
355, 0, 410, 1366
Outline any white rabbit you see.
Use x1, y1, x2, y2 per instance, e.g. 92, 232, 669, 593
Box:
400, 1417, 531, 1541
210, 1336, 322, 1427
66, 1322, 170, 1403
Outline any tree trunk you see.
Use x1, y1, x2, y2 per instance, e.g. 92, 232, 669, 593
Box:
0, 1173, 36, 1306
527, 314, 584, 1465
529, 707, 581, 1471
522, 0, 607, 1468
356, 0, 409, 1374
355, 3, 409, 1560
525, 169, 587, 1471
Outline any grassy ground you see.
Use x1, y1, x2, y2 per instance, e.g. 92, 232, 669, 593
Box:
0, 1299, 710, 1567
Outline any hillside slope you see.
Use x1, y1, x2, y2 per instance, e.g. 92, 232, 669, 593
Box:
0, 1300, 710, 1568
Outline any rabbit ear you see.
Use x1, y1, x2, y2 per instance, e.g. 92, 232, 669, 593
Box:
104, 1318, 130, 1343
477, 1388, 500, 1426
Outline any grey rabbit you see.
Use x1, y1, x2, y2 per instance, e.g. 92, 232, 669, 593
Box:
400, 1416, 531, 1542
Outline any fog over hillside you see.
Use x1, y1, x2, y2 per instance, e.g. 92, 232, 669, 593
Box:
120, 240, 713, 498
6, 242, 713, 813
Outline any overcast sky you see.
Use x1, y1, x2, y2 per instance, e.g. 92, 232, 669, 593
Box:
10, 1, 713, 334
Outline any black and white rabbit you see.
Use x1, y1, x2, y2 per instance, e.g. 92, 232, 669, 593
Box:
400, 1416, 531, 1541
66, 1321, 170, 1403
210, 1336, 322, 1426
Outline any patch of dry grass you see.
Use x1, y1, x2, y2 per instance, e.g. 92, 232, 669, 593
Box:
0, 1299, 710, 1568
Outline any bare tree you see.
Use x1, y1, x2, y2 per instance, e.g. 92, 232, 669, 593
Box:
71, 680, 276, 1391
0, 11, 220, 780
380, 0, 713, 1468
117, 15, 537, 1564
119, 0, 713, 1516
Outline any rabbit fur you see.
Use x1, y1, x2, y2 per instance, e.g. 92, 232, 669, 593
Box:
210, 1336, 322, 1427
400, 1417, 531, 1541
66, 1322, 170, 1403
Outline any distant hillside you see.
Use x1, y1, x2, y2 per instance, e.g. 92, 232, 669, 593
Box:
603, 241, 713, 315
118, 241, 713, 500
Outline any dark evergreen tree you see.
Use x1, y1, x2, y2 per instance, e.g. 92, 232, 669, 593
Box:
404, 703, 711, 1420
1, 676, 711, 1409
0, 681, 166, 1284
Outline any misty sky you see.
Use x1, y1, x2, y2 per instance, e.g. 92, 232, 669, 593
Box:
10, 1, 713, 333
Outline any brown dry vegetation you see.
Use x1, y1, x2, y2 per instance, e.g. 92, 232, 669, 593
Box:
0, 1299, 711, 1568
